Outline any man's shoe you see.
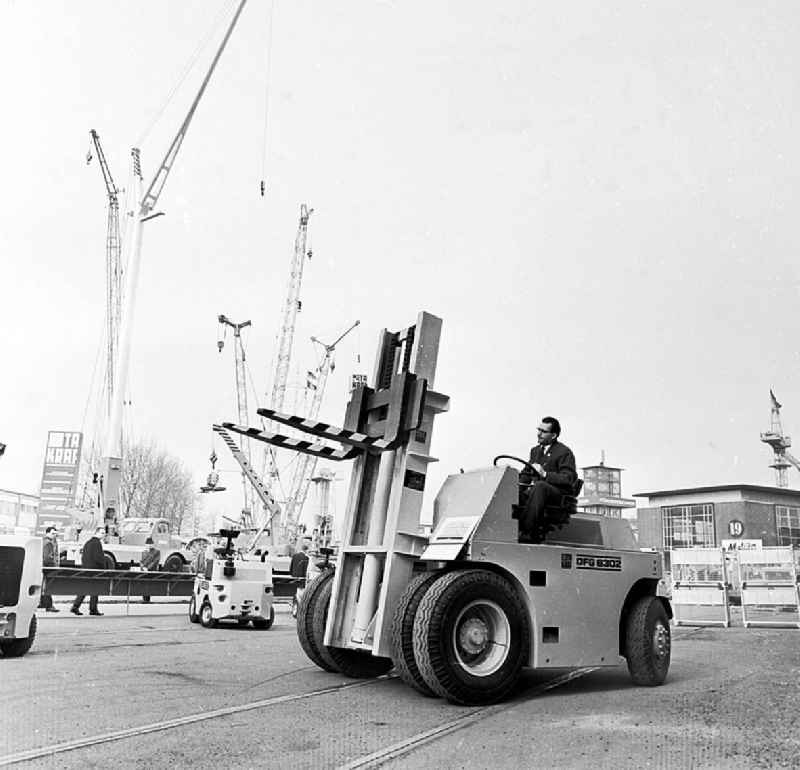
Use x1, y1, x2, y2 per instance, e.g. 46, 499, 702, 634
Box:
70, 608, 82, 615
89, 611, 104, 616
46, 607, 60, 613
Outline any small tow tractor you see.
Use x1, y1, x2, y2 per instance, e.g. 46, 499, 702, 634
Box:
223, 311, 672, 704
0, 534, 42, 658
189, 529, 274, 629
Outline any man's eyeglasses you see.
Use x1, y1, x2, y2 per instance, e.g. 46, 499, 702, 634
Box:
537, 428, 552, 434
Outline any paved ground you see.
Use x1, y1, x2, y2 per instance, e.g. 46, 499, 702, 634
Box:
1, 603, 798, 769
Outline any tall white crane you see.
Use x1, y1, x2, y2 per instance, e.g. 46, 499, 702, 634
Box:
282, 320, 360, 537
88, 129, 123, 418
217, 314, 256, 525
98, 0, 248, 534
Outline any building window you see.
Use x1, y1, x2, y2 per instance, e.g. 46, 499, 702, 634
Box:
662, 504, 715, 549
776, 506, 800, 547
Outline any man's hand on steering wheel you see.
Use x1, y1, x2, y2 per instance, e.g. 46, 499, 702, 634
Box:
492, 454, 542, 484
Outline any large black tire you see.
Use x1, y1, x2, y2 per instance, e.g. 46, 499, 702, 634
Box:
625, 596, 671, 686
0, 615, 37, 658
413, 569, 529, 705
188, 595, 200, 623
296, 571, 339, 672
200, 601, 217, 628
391, 571, 442, 696
162, 554, 184, 573
252, 606, 274, 630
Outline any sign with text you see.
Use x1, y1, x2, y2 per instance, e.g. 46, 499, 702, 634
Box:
37, 431, 83, 533
722, 539, 762, 552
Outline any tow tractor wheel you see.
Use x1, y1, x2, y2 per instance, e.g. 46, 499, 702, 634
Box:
390, 571, 443, 696
188, 595, 200, 623
625, 596, 671, 686
413, 569, 529, 706
296, 571, 339, 672
0, 615, 37, 658
200, 601, 217, 628
252, 605, 274, 630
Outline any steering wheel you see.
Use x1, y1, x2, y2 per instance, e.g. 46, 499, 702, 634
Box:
492, 454, 541, 481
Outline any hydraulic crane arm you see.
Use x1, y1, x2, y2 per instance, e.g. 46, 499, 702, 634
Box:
213, 424, 282, 533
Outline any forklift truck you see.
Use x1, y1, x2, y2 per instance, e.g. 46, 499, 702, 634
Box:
224, 311, 671, 704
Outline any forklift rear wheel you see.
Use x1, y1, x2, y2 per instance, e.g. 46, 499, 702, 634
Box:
413, 569, 529, 705
252, 606, 274, 630
625, 596, 671, 686
391, 571, 442, 696
200, 602, 217, 628
0, 615, 37, 658
296, 571, 339, 672
188, 595, 200, 623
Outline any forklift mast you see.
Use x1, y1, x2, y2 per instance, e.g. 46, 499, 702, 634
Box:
222, 311, 450, 658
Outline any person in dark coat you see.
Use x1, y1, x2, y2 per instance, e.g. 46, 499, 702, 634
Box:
71, 527, 106, 616
518, 416, 578, 543
139, 537, 161, 604
39, 526, 60, 612
289, 541, 310, 578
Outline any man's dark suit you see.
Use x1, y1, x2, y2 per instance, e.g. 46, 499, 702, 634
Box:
71, 535, 106, 614
519, 440, 578, 540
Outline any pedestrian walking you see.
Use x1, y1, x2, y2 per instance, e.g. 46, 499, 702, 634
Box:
71, 527, 106, 616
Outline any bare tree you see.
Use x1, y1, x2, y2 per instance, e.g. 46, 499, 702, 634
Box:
120, 439, 197, 532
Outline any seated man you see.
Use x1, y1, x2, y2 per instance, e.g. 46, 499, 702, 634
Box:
518, 415, 578, 542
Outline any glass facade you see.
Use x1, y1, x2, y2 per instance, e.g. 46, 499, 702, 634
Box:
582, 467, 621, 497
775, 505, 800, 547
662, 504, 715, 549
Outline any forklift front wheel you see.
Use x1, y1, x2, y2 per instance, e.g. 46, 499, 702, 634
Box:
413, 569, 529, 705
296, 572, 339, 672
391, 571, 443, 696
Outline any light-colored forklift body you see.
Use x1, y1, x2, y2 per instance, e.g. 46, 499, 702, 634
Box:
421, 466, 662, 669
0, 534, 42, 657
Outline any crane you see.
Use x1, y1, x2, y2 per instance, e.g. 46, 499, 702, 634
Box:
97, 0, 248, 535
282, 320, 360, 538
88, 129, 123, 418
261, 204, 313, 487
760, 389, 800, 487
217, 314, 256, 526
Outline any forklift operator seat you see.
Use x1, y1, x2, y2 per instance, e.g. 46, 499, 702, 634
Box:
512, 477, 584, 542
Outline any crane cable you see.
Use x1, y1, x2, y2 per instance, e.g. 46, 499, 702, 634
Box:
259, 0, 276, 196
135, 0, 238, 148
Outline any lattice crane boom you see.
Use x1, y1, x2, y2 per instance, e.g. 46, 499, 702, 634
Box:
89, 129, 123, 418
218, 314, 255, 525
98, 0, 248, 534
761, 389, 794, 487
268, 204, 313, 415
283, 320, 360, 535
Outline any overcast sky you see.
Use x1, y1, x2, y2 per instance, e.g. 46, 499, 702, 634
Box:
2, 1, 799, 527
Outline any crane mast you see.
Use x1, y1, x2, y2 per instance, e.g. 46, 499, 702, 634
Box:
98, 0, 248, 535
217, 315, 256, 526
283, 320, 360, 536
267, 204, 313, 420
89, 129, 123, 417
761, 389, 800, 487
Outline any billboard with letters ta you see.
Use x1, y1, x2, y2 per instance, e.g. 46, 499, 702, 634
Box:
37, 431, 83, 533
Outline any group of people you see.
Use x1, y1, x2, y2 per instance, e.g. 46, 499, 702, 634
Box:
38, 526, 163, 615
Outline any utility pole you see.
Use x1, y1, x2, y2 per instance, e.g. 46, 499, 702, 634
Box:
217, 314, 255, 525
